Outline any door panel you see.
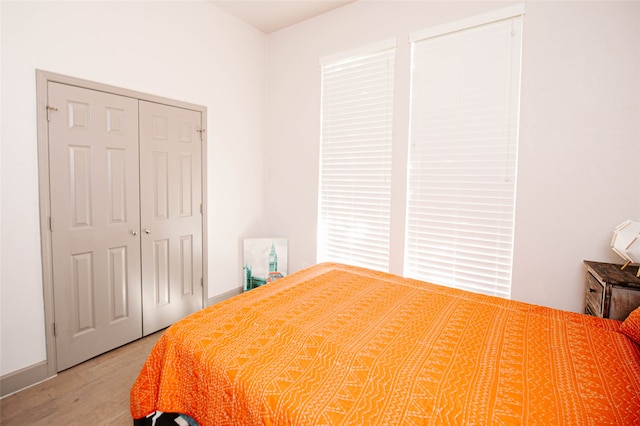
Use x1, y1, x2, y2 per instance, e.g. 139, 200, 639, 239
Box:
139, 101, 203, 335
48, 82, 142, 371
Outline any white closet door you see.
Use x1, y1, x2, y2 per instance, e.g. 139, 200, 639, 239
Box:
139, 100, 203, 335
48, 82, 142, 371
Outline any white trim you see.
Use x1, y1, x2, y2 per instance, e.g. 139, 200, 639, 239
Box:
409, 3, 525, 42
319, 38, 396, 66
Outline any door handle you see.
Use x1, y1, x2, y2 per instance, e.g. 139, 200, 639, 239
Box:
131, 230, 138, 236
144, 229, 151, 234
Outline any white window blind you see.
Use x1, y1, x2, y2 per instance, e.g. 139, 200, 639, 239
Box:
317, 42, 396, 271
405, 15, 523, 298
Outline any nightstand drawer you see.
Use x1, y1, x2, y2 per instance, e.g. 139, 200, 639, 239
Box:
585, 272, 604, 316
584, 261, 640, 320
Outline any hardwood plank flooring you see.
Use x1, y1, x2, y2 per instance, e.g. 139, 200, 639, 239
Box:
0, 331, 163, 426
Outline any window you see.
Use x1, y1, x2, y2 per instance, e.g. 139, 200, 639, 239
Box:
317, 41, 396, 271
405, 12, 523, 297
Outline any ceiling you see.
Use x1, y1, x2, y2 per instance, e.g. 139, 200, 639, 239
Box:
209, 1, 356, 34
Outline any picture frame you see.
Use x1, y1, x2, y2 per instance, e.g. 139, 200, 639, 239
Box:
243, 238, 288, 291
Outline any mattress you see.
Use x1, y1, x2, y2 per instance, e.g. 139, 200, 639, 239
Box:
131, 263, 640, 425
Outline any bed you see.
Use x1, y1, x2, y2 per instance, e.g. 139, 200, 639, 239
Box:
130, 263, 640, 425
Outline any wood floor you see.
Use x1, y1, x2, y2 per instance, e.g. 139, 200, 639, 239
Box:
0, 330, 163, 425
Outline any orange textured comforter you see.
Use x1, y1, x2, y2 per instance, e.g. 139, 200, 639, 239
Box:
131, 263, 640, 425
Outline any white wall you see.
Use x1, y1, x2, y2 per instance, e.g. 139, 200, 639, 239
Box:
264, 1, 640, 312
0, 0, 266, 376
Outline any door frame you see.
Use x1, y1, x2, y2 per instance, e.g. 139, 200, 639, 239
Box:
36, 69, 208, 377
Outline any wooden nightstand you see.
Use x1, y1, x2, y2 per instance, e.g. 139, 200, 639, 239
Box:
584, 261, 640, 320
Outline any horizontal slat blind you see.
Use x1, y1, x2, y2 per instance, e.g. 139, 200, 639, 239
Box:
405, 17, 522, 298
318, 45, 395, 271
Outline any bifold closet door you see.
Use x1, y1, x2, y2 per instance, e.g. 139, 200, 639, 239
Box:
48, 82, 142, 371
139, 101, 203, 335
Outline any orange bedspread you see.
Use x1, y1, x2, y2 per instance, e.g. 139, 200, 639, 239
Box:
131, 263, 640, 425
